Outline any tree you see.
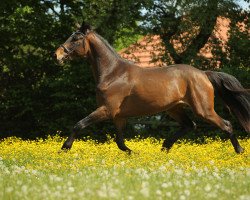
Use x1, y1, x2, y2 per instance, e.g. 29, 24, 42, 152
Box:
0, 0, 248, 138
226, 10, 250, 68
0, 0, 145, 138
140, 0, 248, 68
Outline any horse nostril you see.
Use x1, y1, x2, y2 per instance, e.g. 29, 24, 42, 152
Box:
53, 53, 57, 60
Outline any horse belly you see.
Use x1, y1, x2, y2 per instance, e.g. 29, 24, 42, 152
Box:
109, 69, 188, 118
117, 90, 183, 117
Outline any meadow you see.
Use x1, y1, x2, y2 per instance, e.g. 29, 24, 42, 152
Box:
0, 136, 249, 200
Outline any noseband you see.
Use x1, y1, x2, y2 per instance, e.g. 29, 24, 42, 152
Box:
60, 31, 86, 56
60, 44, 73, 54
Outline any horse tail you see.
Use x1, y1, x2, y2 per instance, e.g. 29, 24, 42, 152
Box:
205, 71, 250, 133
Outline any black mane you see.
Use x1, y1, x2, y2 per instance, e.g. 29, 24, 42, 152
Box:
94, 32, 121, 59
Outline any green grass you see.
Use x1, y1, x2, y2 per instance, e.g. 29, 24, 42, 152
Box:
0, 137, 249, 199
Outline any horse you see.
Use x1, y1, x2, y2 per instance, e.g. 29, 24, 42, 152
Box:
54, 22, 250, 154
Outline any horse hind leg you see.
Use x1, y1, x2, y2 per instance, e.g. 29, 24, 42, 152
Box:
208, 113, 243, 154
188, 81, 244, 154
191, 103, 244, 154
162, 106, 196, 152
222, 119, 244, 153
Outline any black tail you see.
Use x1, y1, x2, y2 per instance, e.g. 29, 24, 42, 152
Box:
205, 71, 250, 133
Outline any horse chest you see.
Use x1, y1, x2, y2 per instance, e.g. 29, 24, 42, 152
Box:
96, 81, 133, 110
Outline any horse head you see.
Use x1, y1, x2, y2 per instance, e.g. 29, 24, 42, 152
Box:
54, 22, 92, 64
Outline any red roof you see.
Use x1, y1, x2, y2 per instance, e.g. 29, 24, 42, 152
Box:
119, 17, 231, 68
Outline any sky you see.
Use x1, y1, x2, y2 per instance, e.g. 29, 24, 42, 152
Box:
238, 0, 249, 10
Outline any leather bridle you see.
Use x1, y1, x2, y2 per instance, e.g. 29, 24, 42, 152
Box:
60, 31, 86, 56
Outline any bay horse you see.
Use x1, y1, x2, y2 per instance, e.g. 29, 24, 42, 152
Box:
54, 22, 250, 154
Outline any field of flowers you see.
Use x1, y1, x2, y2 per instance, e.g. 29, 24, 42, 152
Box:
0, 136, 249, 200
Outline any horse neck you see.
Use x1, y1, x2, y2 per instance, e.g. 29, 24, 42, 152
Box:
87, 33, 120, 83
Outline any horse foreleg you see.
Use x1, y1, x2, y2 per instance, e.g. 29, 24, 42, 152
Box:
61, 106, 110, 150
162, 106, 196, 152
114, 118, 132, 154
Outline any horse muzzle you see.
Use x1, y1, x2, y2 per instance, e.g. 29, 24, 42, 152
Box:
54, 50, 69, 65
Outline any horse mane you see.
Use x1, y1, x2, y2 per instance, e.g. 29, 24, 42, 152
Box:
93, 32, 121, 59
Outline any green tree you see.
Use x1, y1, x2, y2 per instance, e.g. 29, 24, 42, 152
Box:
0, 0, 145, 138
140, 0, 249, 68
0, 0, 249, 139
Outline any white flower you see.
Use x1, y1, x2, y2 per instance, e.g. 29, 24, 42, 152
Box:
140, 181, 150, 197
31, 170, 38, 175
184, 190, 190, 196
209, 160, 215, 165
127, 196, 134, 200
176, 169, 184, 175
159, 165, 166, 171
17, 180, 22, 185
56, 186, 62, 190
97, 185, 108, 198
212, 172, 220, 179
240, 195, 250, 200
161, 182, 168, 188
67, 181, 72, 186
6, 187, 14, 193
205, 184, 212, 192
68, 187, 75, 193
166, 192, 171, 197
120, 161, 125, 166
168, 159, 174, 164
21, 185, 28, 194
184, 180, 190, 187
140, 187, 149, 198
156, 189, 162, 195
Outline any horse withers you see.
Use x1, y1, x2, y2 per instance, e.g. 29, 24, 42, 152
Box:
54, 22, 250, 154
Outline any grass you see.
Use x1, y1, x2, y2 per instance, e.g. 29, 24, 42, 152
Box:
0, 136, 249, 200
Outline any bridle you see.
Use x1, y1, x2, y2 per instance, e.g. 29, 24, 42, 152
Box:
60, 31, 86, 56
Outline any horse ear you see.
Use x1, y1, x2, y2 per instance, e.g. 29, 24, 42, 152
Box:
80, 21, 92, 34
75, 22, 81, 29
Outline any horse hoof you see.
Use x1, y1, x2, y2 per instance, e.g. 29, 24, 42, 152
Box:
161, 147, 170, 153
61, 142, 72, 150
126, 149, 133, 155
128, 150, 139, 156
236, 147, 244, 154
58, 148, 70, 154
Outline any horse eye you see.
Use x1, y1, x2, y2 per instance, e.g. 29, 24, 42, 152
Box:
72, 35, 78, 41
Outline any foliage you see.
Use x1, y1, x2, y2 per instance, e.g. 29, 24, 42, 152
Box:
225, 11, 250, 69
0, 0, 144, 138
0, 137, 250, 199
141, 0, 249, 68
0, 0, 249, 139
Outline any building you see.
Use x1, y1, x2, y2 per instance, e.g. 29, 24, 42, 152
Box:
119, 17, 231, 68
